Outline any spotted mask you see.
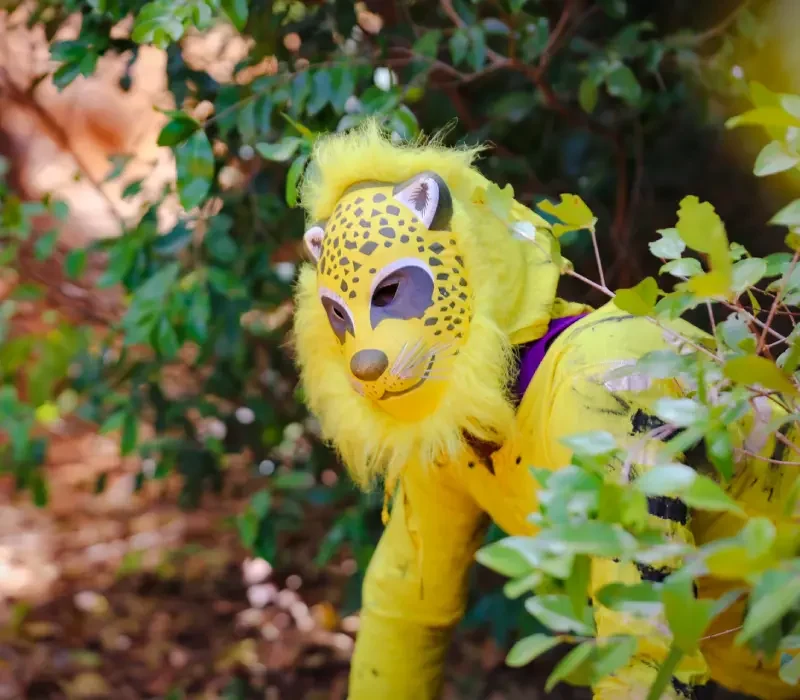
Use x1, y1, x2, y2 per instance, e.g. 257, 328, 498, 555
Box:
303, 171, 473, 422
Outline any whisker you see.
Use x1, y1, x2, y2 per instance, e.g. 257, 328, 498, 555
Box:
396, 340, 429, 378
391, 341, 410, 374
405, 342, 452, 373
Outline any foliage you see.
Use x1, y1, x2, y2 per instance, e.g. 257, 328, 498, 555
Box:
0, 0, 791, 689
474, 83, 800, 695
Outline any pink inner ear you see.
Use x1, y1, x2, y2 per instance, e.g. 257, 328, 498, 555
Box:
303, 226, 325, 261
394, 176, 439, 229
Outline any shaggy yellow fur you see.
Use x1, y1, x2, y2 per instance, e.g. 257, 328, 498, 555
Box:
293, 121, 582, 487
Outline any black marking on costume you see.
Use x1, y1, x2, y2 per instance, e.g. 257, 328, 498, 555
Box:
359, 219, 371, 228
631, 408, 666, 435
425, 318, 437, 326
379, 227, 396, 238
386, 205, 401, 216
359, 241, 378, 255
373, 193, 386, 203
635, 564, 670, 582
462, 432, 500, 476
345, 240, 357, 250
429, 257, 443, 266
429, 242, 445, 254
401, 235, 409, 243
647, 496, 689, 525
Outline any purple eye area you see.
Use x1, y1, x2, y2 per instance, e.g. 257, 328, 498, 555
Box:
320, 295, 352, 343
370, 264, 434, 329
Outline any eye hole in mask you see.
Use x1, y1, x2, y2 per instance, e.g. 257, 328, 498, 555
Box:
369, 260, 435, 329
320, 291, 354, 344
372, 279, 400, 308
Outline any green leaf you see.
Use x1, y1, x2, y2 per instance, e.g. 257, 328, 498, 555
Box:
121, 412, 138, 456
157, 115, 199, 147
476, 539, 534, 579
649, 228, 685, 260
723, 355, 798, 396
615, 276, 661, 315
578, 78, 599, 114
521, 17, 550, 62
175, 131, 215, 211
675, 196, 731, 285
330, 66, 356, 113
598, 0, 626, 18
726, 107, 800, 130
635, 463, 696, 494
286, 155, 308, 208
660, 258, 703, 278
646, 646, 683, 700
34, 230, 59, 261
272, 471, 315, 490
654, 397, 707, 427
539, 194, 597, 236
306, 70, 332, 117
731, 257, 767, 293
153, 221, 193, 256
663, 575, 715, 653
770, 199, 800, 227
506, 634, 560, 668
468, 26, 486, 70
706, 428, 734, 481
449, 29, 469, 66
605, 63, 641, 105
222, 0, 248, 31
545, 641, 595, 692
250, 489, 271, 518
99, 411, 126, 435
525, 595, 595, 636
52, 61, 82, 91
591, 636, 638, 683
413, 30, 442, 59
560, 430, 616, 456
780, 653, 800, 686
155, 317, 179, 359
256, 138, 303, 162
596, 582, 662, 616
540, 522, 638, 558
754, 141, 800, 177
737, 576, 800, 645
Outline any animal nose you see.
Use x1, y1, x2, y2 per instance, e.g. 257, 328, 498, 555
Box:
350, 349, 389, 382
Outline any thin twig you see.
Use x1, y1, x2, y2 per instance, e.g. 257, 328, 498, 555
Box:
759, 251, 799, 354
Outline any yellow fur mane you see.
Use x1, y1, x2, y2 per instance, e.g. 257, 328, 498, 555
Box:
293, 121, 569, 489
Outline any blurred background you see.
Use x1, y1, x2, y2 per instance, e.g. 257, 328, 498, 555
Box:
0, 0, 797, 697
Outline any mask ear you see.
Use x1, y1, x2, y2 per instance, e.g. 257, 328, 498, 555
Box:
392, 171, 453, 230
303, 223, 326, 263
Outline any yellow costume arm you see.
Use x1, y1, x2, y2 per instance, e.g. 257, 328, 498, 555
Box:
348, 461, 487, 699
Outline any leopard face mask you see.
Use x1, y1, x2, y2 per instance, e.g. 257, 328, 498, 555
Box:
303, 171, 473, 422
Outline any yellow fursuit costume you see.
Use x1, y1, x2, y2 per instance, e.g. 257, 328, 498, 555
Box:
292, 122, 800, 700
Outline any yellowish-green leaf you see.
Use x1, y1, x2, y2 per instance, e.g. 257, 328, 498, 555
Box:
614, 276, 661, 315
485, 182, 515, 223
539, 194, 597, 236
771, 199, 800, 227
676, 270, 731, 299
754, 141, 800, 177
725, 107, 800, 131
35, 402, 60, 425
506, 633, 561, 668
723, 355, 798, 396
737, 576, 800, 645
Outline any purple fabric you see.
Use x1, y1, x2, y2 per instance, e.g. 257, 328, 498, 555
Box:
515, 314, 587, 400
